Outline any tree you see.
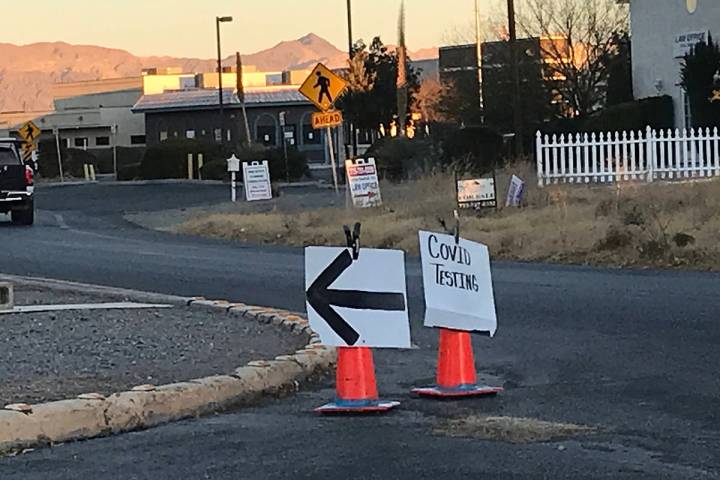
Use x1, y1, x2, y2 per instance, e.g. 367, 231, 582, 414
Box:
519, 0, 629, 117
339, 37, 421, 132
605, 33, 633, 106
681, 35, 720, 129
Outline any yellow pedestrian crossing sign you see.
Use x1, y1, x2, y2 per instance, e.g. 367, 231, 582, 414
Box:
18, 121, 41, 144
299, 63, 348, 112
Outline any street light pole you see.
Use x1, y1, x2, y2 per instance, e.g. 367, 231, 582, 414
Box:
507, 0, 524, 157
216, 16, 233, 150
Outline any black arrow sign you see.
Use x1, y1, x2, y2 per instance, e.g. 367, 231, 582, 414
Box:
306, 249, 406, 346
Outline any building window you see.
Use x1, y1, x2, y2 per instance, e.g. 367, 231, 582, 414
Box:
64, 138, 71, 148
131, 135, 146, 145
74, 137, 88, 148
160, 131, 168, 142
303, 125, 321, 145
214, 128, 222, 142
186, 129, 196, 139
257, 126, 277, 146
95, 136, 110, 146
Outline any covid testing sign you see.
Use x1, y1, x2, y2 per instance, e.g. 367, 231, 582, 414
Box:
418, 231, 498, 336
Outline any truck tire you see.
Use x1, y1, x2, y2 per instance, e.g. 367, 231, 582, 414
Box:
11, 202, 34, 226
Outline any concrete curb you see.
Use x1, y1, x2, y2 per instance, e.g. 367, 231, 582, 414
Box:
0, 277, 335, 455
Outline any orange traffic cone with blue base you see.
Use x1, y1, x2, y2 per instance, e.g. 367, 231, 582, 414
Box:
412, 328, 503, 398
315, 346, 400, 413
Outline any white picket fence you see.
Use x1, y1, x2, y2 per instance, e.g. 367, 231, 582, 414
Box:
536, 126, 720, 187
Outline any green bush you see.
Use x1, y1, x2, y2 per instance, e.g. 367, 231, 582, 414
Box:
37, 140, 99, 178
681, 35, 720, 128
118, 163, 141, 181
441, 126, 503, 175
540, 96, 675, 136
139, 139, 223, 179
582, 96, 675, 133
366, 137, 434, 181
199, 145, 309, 182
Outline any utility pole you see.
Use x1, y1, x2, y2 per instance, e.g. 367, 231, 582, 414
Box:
216, 16, 233, 150
507, 0, 523, 157
475, 0, 484, 111
346, 0, 358, 157
236, 52, 252, 146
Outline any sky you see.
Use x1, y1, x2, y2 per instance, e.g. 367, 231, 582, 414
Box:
0, 0, 503, 58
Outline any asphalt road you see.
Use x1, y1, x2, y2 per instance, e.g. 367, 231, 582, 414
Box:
1, 183, 719, 479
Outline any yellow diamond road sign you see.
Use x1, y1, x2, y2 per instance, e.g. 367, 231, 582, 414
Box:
18, 121, 41, 144
299, 63, 348, 112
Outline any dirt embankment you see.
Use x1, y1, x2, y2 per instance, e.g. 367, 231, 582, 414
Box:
174, 165, 720, 272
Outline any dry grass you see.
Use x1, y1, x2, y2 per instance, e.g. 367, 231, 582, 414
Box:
176, 163, 720, 271
434, 415, 595, 444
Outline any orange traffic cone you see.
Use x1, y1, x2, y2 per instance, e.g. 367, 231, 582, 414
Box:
315, 347, 400, 413
412, 329, 503, 398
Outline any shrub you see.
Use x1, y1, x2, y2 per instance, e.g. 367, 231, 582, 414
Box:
198, 145, 309, 182
441, 126, 503, 175
366, 137, 434, 181
139, 139, 223, 179
118, 163, 141, 181
37, 141, 99, 178
540, 96, 675, 135
582, 96, 675, 133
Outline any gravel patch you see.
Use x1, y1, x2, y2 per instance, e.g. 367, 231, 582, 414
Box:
434, 416, 596, 444
1, 286, 306, 406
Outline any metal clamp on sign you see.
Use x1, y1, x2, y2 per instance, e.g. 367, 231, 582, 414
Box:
343, 222, 362, 260
437, 210, 461, 245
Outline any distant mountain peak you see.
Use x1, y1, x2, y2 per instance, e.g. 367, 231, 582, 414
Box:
0, 33, 436, 113
298, 33, 324, 45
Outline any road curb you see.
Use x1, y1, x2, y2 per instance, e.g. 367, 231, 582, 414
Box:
0, 277, 335, 455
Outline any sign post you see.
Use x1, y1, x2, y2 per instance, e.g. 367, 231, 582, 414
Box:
53, 127, 64, 183
299, 63, 348, 196
227, 154, 241, 202
412, 228, 503, 398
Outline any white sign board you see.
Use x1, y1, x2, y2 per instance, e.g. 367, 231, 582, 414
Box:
243, 161, 272, 201
305, 247, 411, 348
346, 158, 382, 208
458, 177, 497, 209
505, 175, 525, 207
227, 154, 240, 173
418, 231, 497, 336
674, 31, 708, 58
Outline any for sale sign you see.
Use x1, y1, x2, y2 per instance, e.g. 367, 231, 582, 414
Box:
346, 158, 382, 208
457, 177, 497, 209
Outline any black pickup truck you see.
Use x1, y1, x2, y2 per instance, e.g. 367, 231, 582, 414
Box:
0, 138, 34, 226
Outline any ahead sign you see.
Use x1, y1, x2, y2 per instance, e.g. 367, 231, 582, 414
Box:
419, 231, 497, 336
305, 247, 411, 348
312, 110, 343, 129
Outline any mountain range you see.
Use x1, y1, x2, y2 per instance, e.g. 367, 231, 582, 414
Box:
0, 33, 438, 112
